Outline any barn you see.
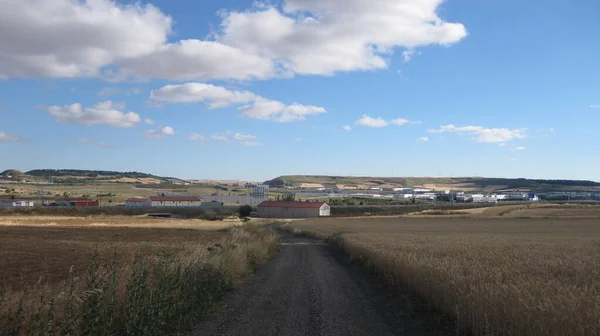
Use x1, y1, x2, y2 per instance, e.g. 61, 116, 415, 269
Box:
148, 196, 203, 207
257, 201, 330, 218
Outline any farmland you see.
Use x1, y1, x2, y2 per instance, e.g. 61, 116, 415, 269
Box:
0, 218, 277, 335
290, 215, 600, 335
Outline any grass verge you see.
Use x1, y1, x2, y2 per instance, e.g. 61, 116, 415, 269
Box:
0, 224, 277, 335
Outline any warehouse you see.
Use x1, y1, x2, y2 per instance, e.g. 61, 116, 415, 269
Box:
0, 200, 34, 207
148, 196, 203, 207
257, 201, 330, 218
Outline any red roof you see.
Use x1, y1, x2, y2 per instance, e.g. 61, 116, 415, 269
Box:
257, 201, 326, 208
126, 198, 148, 202
149, 196, 202, 202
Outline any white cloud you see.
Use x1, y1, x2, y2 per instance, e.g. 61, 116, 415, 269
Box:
590, 105, 600, 108
499, 143, 507, 147
510, 146, 526, 152
416, 136, 429, 142
145, 126, 174, 139
78, 138, 92, 144
219, 1, 467, 76
47, 101, 141, 127
239, 100, 326, 122
151, 82, 326, 122
356, 115, 388, 127
210, 133, 229, 142
342, 125, 352, 131
98, 87, 120, 97
0, 0, 466, 81
145, 118, 155, 125
0, 0, 172, 79
428, 124, 527, 143
188, 133, 205, 141
0, 132, 25, 142
240, 141, 263, 147
150, 83, 259, 108
116, 40, 276, 81
391, 118, 421, 126
402, 49, 416, 63
233, 132, 257, 140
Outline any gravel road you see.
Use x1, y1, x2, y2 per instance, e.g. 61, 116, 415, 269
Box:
190, 229, 453, 336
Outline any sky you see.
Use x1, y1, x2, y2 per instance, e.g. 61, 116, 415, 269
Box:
0, 0, 599, 181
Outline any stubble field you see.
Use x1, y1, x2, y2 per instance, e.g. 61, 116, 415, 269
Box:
291, 217, 600, 336
0, 217, 277, 335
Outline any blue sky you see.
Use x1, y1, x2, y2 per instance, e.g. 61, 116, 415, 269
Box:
1, 0, 599, 181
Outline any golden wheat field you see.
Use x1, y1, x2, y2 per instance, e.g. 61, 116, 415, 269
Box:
291, 217, 600, 336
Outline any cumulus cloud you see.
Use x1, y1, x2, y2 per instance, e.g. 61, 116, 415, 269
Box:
144, 126, 174, 139
219, 1, 467, 76
239, 100, 326, 122
188, 133, 205, 141
150, 82, 326, 122
240, 141, 263, 147
510, 146, 526, 151
356, 115, 389, 127
416, 136, 429, 142
390, 118, 421, 126
0, 0, 466, 81
47, 101, 141, 127
428, 124, 527, 143
233, 132, 257, 140
0, 0, 172, 79
145, 118, 155, 125
150, 83, 259, 108
342, 125, 352, 131
0, 132, 25, 142
210, 133, 229, 142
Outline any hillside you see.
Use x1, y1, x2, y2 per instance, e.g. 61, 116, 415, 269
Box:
1, 169, 184, 184
267, 175, 600, 192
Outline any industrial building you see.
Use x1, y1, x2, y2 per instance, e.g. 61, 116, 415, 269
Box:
257, 201, 330, 218
54, 198, 99, 207
148, 196, 203, 207
0, 200, 34, 207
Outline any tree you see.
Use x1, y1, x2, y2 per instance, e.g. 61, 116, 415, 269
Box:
238, 205, 252, 218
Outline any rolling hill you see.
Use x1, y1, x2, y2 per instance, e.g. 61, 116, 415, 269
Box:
1, 169, 185, 184
266, 175, 600, 192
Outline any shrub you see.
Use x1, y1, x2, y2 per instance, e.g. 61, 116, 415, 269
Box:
238, 205, 252, 218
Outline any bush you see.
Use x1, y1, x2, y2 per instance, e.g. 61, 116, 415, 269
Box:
238, 205, 252, 218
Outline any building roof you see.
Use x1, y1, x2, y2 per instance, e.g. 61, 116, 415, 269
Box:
126, 198, 148, 202
149, 196, 202, 202
257, 201, 326, 208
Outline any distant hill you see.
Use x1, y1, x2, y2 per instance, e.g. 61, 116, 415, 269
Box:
266, 175, 600, 192
1, 169, 184, 184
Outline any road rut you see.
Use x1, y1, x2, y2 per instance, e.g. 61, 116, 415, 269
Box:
190, 230, 453, 336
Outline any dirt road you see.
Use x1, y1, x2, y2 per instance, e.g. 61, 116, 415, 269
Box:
190, 230, 453, 336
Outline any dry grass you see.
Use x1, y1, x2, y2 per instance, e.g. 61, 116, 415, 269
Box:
291, 218, 600, 336
0, 222, 278, 335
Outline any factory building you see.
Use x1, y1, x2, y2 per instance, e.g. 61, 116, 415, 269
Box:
257, 201, 330, 218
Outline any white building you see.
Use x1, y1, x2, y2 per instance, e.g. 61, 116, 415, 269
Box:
257, 201, 330, 218
148, 196, 203, 207
0, 200, 34, 207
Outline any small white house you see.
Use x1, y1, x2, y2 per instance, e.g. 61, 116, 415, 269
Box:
0, 200, 34, 207
148, 196, 203, 207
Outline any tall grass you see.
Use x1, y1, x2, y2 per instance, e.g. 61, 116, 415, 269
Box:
0, 224, 277, 335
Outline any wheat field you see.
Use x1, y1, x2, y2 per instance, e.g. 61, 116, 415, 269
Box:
291, 218, 600, 336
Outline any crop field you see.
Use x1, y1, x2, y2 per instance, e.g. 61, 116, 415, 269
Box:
0, 219, 277, 335
291, 217, 600, 336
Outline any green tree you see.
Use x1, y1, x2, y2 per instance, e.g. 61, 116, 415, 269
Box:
238, 205, 252, 218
